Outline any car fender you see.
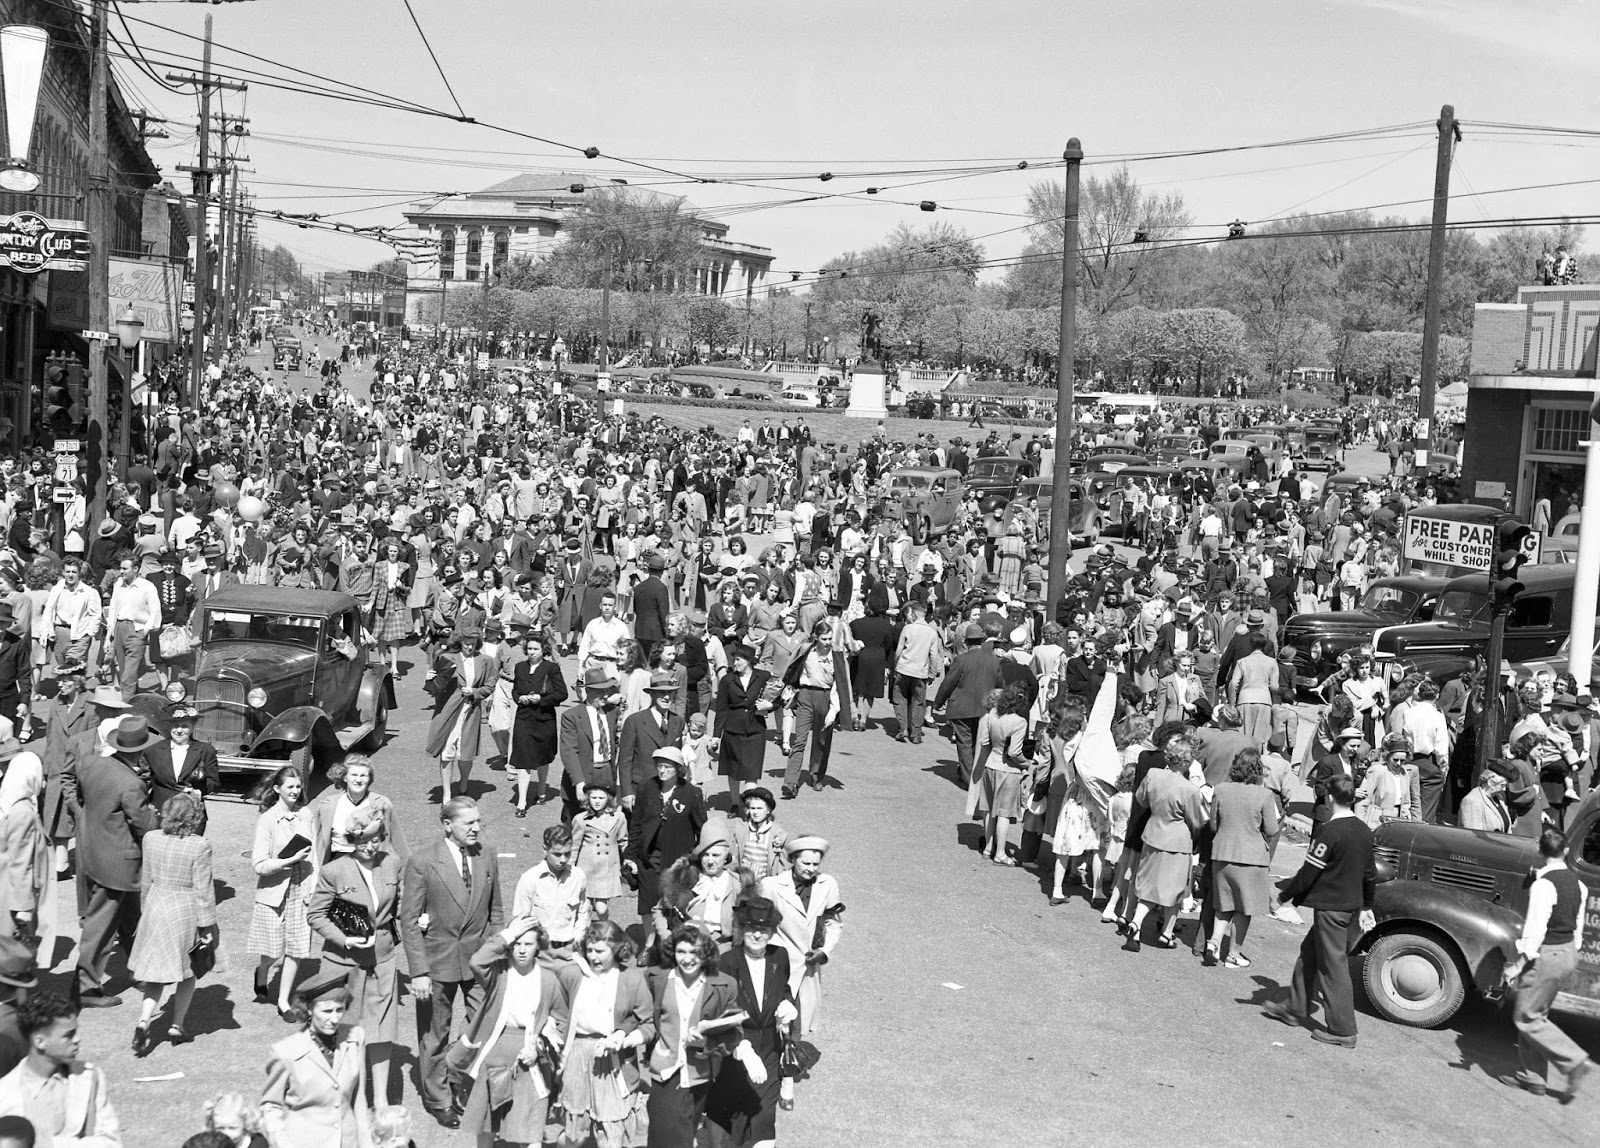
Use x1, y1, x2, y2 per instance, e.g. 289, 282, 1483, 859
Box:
249, 705, 340, 755
1363, 880, 1521, 992
358, 668, 395, 722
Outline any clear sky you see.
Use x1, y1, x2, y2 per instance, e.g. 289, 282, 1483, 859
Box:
106, 0, 1600, 285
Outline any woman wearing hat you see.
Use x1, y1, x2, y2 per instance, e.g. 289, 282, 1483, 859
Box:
128, 792, 218, 1053
260, 969, 373, 1148
626, 747, 708, 920
714, 643, 774, 810
510, 631, 568, 814
406, 509, 440, 635
427, 628, 494, 802
370, 539, 413, 679
706, 896, 801, 1146
751, 838, 839, 1061
652, 820, 755, 958
1356, 732, 1421, 825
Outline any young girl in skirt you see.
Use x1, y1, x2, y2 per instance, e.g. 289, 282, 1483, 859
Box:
1097, 764, 1139, 924
682, 712, 716, 789
571, 783, 627, 918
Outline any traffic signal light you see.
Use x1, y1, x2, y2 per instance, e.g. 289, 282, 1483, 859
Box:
43, 363, 82, 437
1490, 521, 1532, 614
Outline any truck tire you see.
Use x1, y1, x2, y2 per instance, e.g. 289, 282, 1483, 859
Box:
1362, 930, 1467, 1028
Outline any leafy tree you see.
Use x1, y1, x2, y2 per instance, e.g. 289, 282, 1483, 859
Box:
1010, 165, 1192, 315
536, 185, 705, 290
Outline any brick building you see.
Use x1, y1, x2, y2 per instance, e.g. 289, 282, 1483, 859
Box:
1461, 283, 1600, 522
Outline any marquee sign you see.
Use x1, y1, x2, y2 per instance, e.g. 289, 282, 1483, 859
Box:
0, 211, 91, 274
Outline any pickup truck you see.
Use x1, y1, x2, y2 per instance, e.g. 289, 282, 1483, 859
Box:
1357, 793, 1600, 1027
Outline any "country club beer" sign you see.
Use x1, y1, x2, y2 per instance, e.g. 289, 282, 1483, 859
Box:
0, 211, 91, 274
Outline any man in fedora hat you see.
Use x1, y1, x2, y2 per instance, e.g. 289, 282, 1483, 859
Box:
617, 671, 684, 813
634, 551, 672, 647
558, 667, 622, 823
73, 714, 160, 1006
0, 936, 38, 1077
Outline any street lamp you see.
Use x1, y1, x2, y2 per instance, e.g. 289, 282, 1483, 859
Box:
0, 25, 47, 193
115, 305, 144, 350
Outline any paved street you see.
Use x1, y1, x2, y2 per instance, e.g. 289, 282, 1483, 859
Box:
34, 347, 1592, 1146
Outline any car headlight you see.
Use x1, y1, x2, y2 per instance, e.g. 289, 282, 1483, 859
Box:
164, 681, 189, 703
247, 687, 268, 709
1309, 639, 1323, 662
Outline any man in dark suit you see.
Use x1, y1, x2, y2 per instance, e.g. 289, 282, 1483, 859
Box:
617, 672, 683, 812
558, 667, 622, 823
401, 797, 503, 1129
142, 705, 219, 826
189, 544, 239, 626
1219, 609, 1276, 686
932, 622, 1001, 786
906, 562, 949, 621
74, 714, 160, 1005
633, 553, 672, 649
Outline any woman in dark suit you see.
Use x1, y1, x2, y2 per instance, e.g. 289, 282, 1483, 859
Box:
510, 631, 568, 814
307, 806, 404, 1106
713, 643, 773, 811
706, 897, 799, 1148
625, 747, 707, 920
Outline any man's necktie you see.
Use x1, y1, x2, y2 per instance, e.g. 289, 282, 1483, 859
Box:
597, 718, 610, 764
460, 847, 472, 893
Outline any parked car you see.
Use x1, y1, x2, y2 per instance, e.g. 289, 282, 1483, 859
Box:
1281, 575, 1449, 682
1153, 433, 1206, 464
1102, 466, 1183, 535
1371, 564, 1585, 669
1007, 475, 1100, 544
137, 587, 393, 781
966, 455, 1038, 503
878, 467, 965, 544
1082, 450, 1148, 474
1300, 424, 1342, 472
779, 389, 817, 406
1356, 792, 1600, 1027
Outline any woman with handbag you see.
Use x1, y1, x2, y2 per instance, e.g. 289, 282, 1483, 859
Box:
129, 792, 217, 1055
426, 628, 494, 802
247, 766, 316, 1021
706, 897, 800, 1148
456, 915, 570, 1148
307, 804, 404, 1108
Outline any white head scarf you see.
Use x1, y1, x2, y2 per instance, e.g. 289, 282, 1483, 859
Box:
0, 751, 43, 816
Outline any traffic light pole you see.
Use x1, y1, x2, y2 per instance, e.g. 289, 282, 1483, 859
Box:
85, 0, 110, 528
1476, 608, 1509, 776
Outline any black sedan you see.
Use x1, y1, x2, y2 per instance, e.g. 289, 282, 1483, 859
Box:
1281, 575, 1449, 682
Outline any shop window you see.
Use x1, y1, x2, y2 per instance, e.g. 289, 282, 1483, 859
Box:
1531, 406, 1586, 455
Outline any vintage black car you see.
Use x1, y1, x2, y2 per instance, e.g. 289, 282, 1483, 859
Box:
1357, 793, 1600, 1027
1282, 575, 1448, 681
141, 586, 393, 778
272, 338, 302, 371
1370, 564, 1582, 669
965, 455, 1038, 504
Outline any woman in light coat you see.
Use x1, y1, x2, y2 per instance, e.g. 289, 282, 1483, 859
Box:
426, 628, 494, 801
248, 766, 316, 1019
260, 971, 374, 1148
0, 750, 52, 960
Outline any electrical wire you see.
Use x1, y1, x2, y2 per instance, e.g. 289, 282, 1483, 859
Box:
399, 0, 468, 120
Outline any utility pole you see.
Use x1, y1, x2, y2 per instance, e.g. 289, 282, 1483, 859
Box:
170, 17, 244, 406
1046, 139, 1084, 614
598, 246, 611, 391
1415, 105, 1458, 475
85, 0, 110, 527
211, 116, 248, 366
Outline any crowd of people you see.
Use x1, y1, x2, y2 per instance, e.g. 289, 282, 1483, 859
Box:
0, 314, 1584, 1147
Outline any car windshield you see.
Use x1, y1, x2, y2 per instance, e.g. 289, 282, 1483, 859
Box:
969, 459, 1016, 475
204, 609, 324, 648
1432, 589, 1489, 625
1360, 585, 1419, 618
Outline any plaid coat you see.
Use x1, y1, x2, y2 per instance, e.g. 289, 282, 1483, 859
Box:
128, 830, 217, 984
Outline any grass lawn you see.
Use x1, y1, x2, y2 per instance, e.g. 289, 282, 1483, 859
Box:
629, 401, 1049, 445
